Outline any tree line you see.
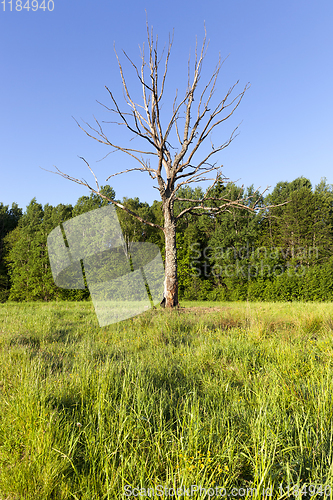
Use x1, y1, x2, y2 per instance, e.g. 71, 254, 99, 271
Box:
1, 176, 333, 304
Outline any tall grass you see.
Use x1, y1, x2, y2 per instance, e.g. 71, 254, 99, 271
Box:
0, 301, 333, 499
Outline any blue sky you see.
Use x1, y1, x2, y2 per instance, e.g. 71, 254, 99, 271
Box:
1, 0, 333, 212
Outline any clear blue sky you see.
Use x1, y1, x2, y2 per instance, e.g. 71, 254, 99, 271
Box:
1, 0, 333, 212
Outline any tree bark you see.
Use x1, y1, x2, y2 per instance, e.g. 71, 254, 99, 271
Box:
162, 203, 179, 308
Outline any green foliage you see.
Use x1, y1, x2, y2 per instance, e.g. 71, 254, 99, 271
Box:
0, 202, 22, 302
1, 175, 333, 303
115, 196, 158, 249
72, 185, 115, 217
4, 198, 46, 301
4, 200, 89, 302
3, 187, 119, 303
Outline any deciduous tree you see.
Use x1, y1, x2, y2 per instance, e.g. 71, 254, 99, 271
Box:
48, 24, 276, 308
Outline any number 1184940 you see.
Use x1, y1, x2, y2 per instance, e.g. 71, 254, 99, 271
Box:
1, 0, 54, 11
279, 483, 331, 497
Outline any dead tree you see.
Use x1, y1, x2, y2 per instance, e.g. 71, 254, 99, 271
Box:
49, 24, 275, 308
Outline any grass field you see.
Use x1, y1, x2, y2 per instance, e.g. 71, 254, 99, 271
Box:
1, 300, 333, 499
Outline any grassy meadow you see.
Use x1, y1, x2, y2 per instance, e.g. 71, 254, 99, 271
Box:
1, 300, 333, 499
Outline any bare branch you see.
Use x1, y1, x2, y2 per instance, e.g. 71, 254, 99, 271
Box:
78, 156, 100, 192
41, 162, 164, 231
158, 31, 173, 102
174, 125, 239, 185
105, 166, 157, 181
174, 184, 290, 220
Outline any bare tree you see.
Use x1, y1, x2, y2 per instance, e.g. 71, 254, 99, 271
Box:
49, 23, 273, 308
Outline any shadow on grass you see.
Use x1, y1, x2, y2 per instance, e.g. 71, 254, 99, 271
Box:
9, 334, 41, 350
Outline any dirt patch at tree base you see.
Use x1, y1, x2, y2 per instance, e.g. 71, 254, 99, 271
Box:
167, 306, 231, 314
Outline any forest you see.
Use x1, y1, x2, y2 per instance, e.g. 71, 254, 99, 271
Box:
1, 175, 333, 304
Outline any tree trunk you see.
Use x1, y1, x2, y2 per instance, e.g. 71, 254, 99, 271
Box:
162, 205, 179, 308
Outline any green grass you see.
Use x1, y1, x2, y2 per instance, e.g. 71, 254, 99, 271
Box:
1, 300, 333, 499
